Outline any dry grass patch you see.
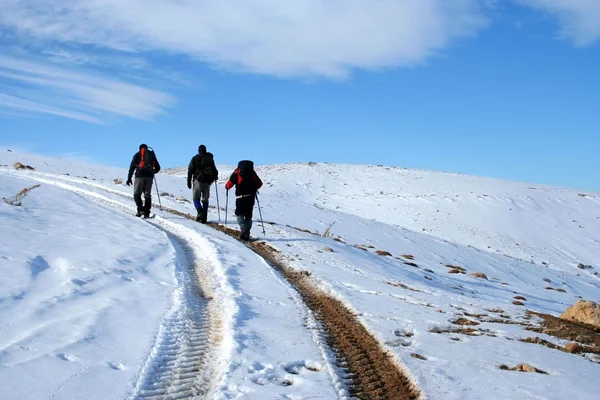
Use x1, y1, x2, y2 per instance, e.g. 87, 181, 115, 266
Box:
323, 247, 334, 252
512, 301, 525, 306
498, 363, 547, 374
401, 254, 415, 260
13, 162, 35, 170
403, 262, 419, 268
375, 250, 392, 256
113, 178, 123, 184
448, 269, 466, 275
545, 286, 567, 293
513, 296, 527, 301
451, 318, 480, 326
411, 353, 427, 360
470, 272, 488, 279
3, 184, 41, 206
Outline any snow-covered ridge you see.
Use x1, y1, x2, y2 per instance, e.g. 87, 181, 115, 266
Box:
1, 149, 599, 400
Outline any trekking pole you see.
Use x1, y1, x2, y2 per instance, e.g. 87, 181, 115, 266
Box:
255, 192, 266, 235
153, 175, 163, 213
147, 146, 163, 214
215, 182, 221, 221
225, 190, 229, 226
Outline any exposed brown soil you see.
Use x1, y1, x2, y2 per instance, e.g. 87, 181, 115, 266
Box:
375, 250, 393, 256
498, 363, 547, 374
452, 318, 480, 326
168, 215, 421, 399
525, 312, 600, 356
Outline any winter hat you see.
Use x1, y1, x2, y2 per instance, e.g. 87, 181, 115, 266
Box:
139, 143, 148, 150
198, 144, 207, 153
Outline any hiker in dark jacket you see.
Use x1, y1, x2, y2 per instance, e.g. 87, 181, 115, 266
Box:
187, 144, 218, 223
225, 160, 263, 241
127, 144, 161, 218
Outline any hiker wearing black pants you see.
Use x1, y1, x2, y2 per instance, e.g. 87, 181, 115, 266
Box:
127, 144, 161, 218
225, 160, 263, 241
187, 145, 218, 223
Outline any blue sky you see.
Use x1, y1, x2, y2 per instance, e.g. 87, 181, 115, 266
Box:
0, 1, 598, 191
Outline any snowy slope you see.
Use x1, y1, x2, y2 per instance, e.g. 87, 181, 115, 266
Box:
1, 149, 599, 400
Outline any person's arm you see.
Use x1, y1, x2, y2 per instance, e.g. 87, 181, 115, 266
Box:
127, 153, 138, 184
225, 171, 237, 190
187, 158, 194, 189
212, 160, 219, 182
255, 173, 263, 190
153, 157, 161, 174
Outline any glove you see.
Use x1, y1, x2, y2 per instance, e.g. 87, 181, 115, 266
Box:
126, 178, 132, 186
187, 180, 192, 189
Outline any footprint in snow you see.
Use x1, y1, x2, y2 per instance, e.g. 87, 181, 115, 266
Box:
107, 361, 126, 370
56, 353, 79, 362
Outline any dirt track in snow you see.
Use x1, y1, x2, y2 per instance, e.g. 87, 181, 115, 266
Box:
4, 169, 420, 400
168, 207, 420, 400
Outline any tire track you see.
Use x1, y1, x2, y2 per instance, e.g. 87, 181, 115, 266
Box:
130, 231, 216, 400
5, 170, 420, 399
0, 171, 231, 400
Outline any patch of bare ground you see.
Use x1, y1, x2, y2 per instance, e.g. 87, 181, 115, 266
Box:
445, 264, 467, 274
403, 262, 419, 268
512, 301, 525, 306
451, 318, 480, 326
386, 282, 421, 292
470, 272, 488, 279
429, 326, 497, 337
205, 222, 419, 399
513, 296, 527, 301
498, 363, 548, 374
400, 254, 415, 260
523, 312, 600, 359
375, 250, 392, 256
545, 286, 567, 293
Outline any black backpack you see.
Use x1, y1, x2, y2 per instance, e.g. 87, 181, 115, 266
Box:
236, 160, 257, 194
138, 148, 157, 170
195, 153, 214, 181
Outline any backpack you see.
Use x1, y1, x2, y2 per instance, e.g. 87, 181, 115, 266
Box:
236, 160, 258, 194
195, 153, 214, 181
138, 148, 157, 170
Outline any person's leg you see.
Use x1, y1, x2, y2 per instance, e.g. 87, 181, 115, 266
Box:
236, 215, 247, 239
133, 178, 144, 216
192, 180, 202, 221
200, 183, 210, 223
143, 177, 153, 217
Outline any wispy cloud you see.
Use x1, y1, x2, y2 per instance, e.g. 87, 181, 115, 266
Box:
0, 56, 175, 123
0, 0, 491, 78
516, 0, 600, 46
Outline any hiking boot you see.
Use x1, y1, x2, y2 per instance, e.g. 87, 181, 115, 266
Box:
201, 213, 208, 224
136, 210, 144, 217
143, 211, 150, 219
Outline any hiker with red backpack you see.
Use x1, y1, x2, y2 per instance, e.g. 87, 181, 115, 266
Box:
187, 145, 219, 223
225, 160, 263, 241
127, 144, 161, 218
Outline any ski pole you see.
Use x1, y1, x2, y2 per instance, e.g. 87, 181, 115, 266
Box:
215, 182, 221, 221
225, 190, 228, 226
255, 192, 266, 235
147, 146, 163, 214
153, 175, 163, 213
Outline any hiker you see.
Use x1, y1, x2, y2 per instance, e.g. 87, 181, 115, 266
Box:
127, 144, 161, 218
225, 160, 263, 241
187, 144, 218, 223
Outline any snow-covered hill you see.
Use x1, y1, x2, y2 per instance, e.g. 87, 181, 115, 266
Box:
1, 149, 599, 400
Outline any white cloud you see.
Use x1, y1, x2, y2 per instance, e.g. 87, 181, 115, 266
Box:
0, 0, 490, 78
0, 56, 175, 123
516, 0, 600, 46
